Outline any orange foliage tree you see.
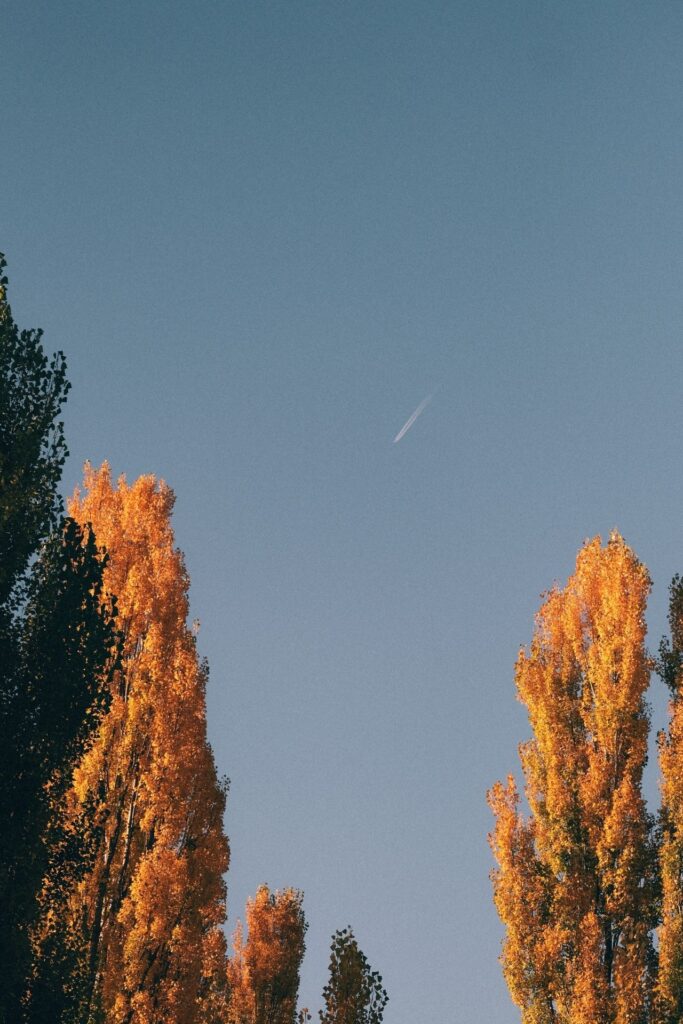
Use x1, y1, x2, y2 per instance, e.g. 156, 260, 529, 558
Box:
39, 463, 230, 1024
488, 534, 658, 1024
227, 885, 307, 1024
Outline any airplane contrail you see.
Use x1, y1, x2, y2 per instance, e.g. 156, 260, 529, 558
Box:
392, 393, 434, 444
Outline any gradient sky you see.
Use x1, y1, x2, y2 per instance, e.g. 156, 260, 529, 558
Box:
3, 3, 683, 1020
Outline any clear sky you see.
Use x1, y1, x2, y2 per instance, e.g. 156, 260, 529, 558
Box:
3, 2, 683, 1020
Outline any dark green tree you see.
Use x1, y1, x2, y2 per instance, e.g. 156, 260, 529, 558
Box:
0, 255, 69, 609
0, 255, 117, 1023
319, 929, 388, 1024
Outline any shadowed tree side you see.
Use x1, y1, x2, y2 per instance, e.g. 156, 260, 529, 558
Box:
0, 256, 116, 1024
489, 534, 657, 1024
656, 575, 683, 1023
319, 928, 387, 1024
23, 521, 119, 1024
0, 255, 68, 609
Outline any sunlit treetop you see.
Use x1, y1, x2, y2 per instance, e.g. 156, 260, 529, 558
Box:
40, 462, 232, 1024
489, 534, 656, 1024
227, 884, 307, 1024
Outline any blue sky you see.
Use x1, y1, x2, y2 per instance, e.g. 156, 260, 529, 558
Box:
3, 2, 683, 1020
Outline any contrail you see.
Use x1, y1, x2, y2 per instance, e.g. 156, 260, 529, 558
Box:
392, 393, 434, 444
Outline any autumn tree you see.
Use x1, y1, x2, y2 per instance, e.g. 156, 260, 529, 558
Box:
0, 256, 116, 1023
319, 928, 387, 1024
488, 534, 657, 1024
227, 885, 307, 1024
33, 463, 230, 1024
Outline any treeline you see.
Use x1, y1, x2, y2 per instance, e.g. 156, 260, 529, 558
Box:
490, 533, 683, 1023
0, 254, 387, 1024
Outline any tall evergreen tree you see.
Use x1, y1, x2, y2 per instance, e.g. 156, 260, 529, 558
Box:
489, 534, 657, 1024
0, 255, 117, 1023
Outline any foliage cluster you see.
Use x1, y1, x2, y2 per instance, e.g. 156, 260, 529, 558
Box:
0, 254, 387, 1024
490, 534, 683, 1023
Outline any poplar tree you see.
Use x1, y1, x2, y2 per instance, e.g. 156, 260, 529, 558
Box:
227, 885, 307, 1024
0, 256, 116, 1023
319, 929, 387, 1024
0, 254, 67, 606
488, 534, 657, 1024
656, 576, 683, 1022
36, 463, 230, 1024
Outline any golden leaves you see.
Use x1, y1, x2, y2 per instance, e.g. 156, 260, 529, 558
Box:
489, 535, 654, 1023
57, 463, 229, 1024
227, 885, 307, 1024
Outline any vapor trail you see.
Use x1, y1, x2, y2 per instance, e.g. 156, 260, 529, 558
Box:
392, 393, 434, 444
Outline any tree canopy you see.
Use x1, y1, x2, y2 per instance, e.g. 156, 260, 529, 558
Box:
0, 255, 116, 1024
